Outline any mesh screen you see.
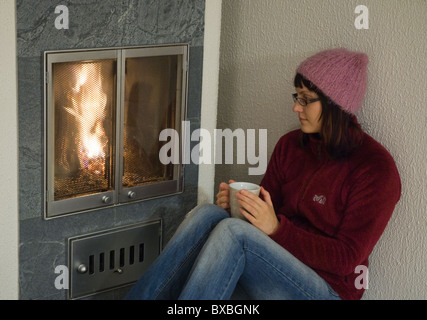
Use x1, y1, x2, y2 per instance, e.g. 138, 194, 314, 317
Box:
53, 60, 116, 201
122, 55, 177, 188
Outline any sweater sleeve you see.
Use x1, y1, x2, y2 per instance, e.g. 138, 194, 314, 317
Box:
260, 134, 292, 212
269, 150, 401, 276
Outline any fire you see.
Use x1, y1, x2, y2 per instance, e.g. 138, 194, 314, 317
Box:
65, 62, 108, 175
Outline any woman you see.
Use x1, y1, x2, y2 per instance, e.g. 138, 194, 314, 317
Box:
125, 48, 401, 300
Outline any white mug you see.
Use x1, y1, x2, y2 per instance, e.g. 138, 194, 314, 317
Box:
229, 182, 261, 220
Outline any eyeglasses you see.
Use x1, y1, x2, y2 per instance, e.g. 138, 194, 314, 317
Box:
292, 93, 320, 107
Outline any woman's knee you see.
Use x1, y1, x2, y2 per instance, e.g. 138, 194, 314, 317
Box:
168, 204, 230, 248
179, 204, 229, 232
187, 203, 229, 221
214, 218, 256, 242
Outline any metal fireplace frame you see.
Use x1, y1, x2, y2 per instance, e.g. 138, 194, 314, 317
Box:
44, 44, 188, 219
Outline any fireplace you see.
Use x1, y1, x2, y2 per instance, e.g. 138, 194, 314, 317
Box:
44, 44, 188, 218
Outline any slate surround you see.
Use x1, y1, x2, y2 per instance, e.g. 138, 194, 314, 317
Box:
17, 0, 205, 299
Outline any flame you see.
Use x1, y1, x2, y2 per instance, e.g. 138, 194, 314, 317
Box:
65, 62, 108, 175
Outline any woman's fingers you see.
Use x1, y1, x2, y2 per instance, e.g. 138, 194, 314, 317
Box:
215, 181, 235, 209
236, 190, 263, 217
236, 187, 279, 235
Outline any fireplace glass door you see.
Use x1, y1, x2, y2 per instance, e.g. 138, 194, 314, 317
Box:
53, 57, 117, 201
120, 48, 183, 203
45, 45, 188, 218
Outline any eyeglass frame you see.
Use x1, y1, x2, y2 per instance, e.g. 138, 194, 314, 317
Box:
292, 93, 321, 107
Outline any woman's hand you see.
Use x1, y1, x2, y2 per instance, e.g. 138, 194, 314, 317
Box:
215, 180, 236, 210
236, 187, 279, 235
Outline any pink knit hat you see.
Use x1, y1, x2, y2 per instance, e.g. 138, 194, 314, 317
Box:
296, 48, 369, 114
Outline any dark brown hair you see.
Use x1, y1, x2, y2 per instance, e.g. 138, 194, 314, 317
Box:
294, 73, 364, 160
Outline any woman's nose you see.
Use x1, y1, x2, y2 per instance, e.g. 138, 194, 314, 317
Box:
293, 102, 303, 113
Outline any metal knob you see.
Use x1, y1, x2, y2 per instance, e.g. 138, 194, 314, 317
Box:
114, 268, 123, 274
128, 191, 136, 199
77, 264, 88, 274
102, 196, 111, 204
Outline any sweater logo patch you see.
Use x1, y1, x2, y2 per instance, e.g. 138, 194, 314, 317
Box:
313, 194, 326, 205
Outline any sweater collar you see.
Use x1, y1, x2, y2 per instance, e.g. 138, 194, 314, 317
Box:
303, 116, 362, 161
306, 133, 326, 161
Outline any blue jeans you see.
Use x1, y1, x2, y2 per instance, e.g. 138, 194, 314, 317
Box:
125, 204, 341, 300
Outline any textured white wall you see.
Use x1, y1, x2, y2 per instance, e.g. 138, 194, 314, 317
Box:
217, 0, 426, 299
0, 0, 19, 300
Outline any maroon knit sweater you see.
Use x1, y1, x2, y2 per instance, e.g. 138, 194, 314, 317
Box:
261, 129, 401, 300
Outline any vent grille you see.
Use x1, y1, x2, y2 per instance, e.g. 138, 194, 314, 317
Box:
68, 220, 161, 299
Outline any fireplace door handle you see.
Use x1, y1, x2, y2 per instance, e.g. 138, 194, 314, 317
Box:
102, 196, 111, 204
127, 191, 136, 199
